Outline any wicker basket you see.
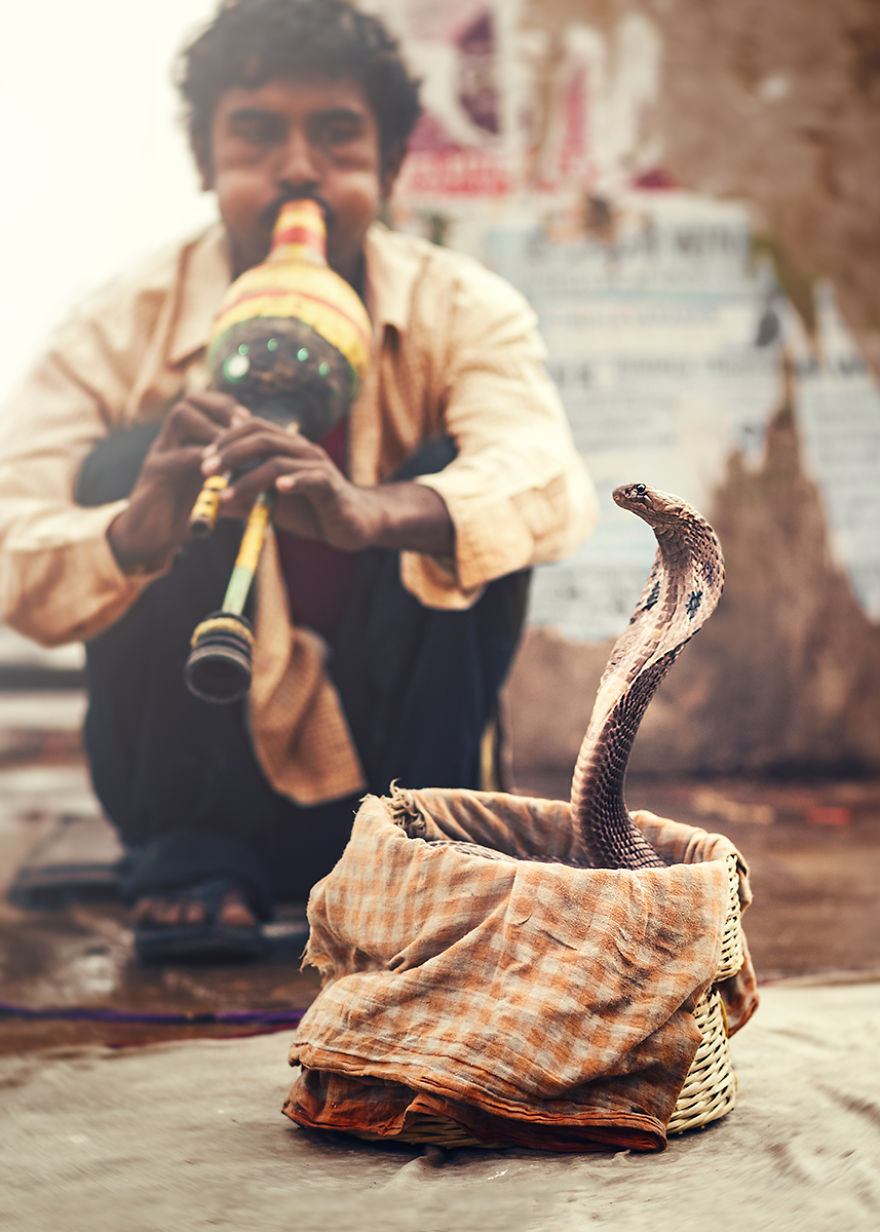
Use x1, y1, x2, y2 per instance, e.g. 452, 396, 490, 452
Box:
349, 849, 745, 1149
667, 851, 743, 1134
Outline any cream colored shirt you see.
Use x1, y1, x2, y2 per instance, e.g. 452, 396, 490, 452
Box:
0, 222, 596, 803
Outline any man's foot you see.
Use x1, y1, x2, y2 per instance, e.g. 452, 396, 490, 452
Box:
131, 877, 268, 963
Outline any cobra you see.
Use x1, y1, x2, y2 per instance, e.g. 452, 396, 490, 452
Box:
570, 482, 726, 869
429, 483, 725, 871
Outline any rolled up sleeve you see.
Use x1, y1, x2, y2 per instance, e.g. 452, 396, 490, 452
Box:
0, 314, 164, 646
400, 268, 596, 608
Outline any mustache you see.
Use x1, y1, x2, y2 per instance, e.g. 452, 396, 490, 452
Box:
259, 192, 335, 233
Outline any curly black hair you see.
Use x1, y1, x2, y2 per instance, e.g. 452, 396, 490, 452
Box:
175, 0, 422, 172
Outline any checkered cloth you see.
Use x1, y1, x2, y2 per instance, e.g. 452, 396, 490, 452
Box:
284, 787, 757, 1152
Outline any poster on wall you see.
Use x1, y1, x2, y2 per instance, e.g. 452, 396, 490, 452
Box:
787, 288, 880, 621
389, 0, 512, 201
377, 0, 880, 641
482, 195, 783, 640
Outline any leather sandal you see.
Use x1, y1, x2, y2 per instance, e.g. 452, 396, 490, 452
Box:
132, 876, 269, 963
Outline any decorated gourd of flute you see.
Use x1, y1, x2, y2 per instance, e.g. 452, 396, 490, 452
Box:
184, 199, 372, 704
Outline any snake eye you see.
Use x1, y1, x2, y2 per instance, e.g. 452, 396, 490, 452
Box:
635, 483, 647, 495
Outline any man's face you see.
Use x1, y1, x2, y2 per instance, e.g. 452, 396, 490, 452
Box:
202, 77, 394, 284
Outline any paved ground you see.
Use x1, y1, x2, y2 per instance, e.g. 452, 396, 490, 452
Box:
1, 690, 878, 1056
4, 981, 879, 1232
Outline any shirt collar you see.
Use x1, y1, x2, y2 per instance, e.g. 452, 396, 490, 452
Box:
363, 222, 420, 335
168, 218, 418, 367
168, 223, 233, 367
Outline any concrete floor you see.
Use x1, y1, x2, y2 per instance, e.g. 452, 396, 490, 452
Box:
2, 688, 880, 1232
3, 980, 878, 1232
1, 689, 879, 1056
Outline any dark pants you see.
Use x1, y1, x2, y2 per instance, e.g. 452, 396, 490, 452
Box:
76, 425, 529, 913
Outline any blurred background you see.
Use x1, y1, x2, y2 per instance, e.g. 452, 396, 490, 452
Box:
0, 0, 878, 1045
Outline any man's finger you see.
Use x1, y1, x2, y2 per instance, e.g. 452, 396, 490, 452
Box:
274, 466, 334, 497
143, 443, 211, 478
202, 428, 321, 477
161, 395, 250, 446
186, 390, 252, 424
218, 457, 299, 506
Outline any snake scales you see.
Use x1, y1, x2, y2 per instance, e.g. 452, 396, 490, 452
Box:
569, 482, 725, 869
425, 482, 725, 871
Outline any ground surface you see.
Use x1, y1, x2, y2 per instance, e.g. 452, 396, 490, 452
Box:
0, 689, 878, 1056
1, 688, 879, 1232
2, 980, 879, 1232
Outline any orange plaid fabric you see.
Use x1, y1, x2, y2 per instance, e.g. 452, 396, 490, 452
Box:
284, 787, 757, 1152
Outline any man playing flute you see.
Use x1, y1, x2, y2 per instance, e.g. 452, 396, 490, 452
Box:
0, 0, 595, 961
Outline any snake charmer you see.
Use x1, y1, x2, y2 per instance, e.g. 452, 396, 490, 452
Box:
0, 0, 595, 962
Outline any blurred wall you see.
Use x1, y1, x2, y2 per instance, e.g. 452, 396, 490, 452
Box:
3, 1, 877, 780
378, 0, 880, 778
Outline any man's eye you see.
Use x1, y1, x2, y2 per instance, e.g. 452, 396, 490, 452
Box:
317, 118, 362, 146
230, 116, 283, 145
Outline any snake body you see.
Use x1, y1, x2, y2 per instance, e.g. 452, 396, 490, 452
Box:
419, 483, 725, 871
570, 483, 725, 869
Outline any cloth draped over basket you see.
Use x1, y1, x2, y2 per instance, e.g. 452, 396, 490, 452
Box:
284, 787, 758, 1152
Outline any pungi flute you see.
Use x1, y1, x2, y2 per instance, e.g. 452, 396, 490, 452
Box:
183, 199, 371, 703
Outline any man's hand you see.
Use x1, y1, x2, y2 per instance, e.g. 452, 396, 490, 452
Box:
201, 417, 454, 556
107, 392, 250, 573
